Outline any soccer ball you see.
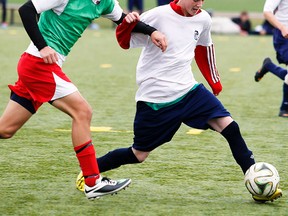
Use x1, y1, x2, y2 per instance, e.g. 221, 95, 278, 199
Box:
244, 162, 280, 197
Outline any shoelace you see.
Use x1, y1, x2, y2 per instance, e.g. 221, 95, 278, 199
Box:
101, 177, 117, 185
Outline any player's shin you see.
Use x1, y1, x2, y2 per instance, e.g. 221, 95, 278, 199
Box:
97, 147, 140, 172
74, 140, 100, 187
220, 121, 255, 174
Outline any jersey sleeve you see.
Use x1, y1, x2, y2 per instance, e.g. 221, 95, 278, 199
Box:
115, 18, 149, 49
32, 0, 67, 13
195, 44, 222, 95
263, 0, 281, 12
130, 10, 157, 48
102, 0, 123, 21
115, 9, 153, 49
196, 13, 213, 46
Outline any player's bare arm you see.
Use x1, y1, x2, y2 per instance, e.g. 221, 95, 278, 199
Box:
264, 11, 288, 38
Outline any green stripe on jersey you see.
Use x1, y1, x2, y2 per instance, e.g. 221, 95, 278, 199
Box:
145, 84, 200, 111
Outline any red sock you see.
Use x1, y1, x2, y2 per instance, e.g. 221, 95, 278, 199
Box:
74, 140, 100, 187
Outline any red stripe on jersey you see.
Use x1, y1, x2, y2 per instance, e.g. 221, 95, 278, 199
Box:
207, 45, 220, 83
195, 45, 222, 95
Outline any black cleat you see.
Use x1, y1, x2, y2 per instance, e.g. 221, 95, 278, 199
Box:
279, 110, 288, 118
254, 58, 272, 82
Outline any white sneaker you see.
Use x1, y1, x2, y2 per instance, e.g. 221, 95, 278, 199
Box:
84, 176, 131, 200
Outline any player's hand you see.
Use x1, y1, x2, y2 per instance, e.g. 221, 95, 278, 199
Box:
39, 46, 58, 64
280, 25, 288, 39
125, 12, 140, 23
151, 31, 167, 52
212, 82, 222, 96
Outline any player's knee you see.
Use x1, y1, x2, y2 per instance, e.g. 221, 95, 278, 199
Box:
134, 150, 150, 162
284, 74, 288, 85
74, 103, 93, 122
0, 128, 16, 139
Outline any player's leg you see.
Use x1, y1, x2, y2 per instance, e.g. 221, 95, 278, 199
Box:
182, 84, 281, 202
273, 29, 288, 117
95, 100, 182, 172
51, 92, 130, 199
254, 59, 288, 116
135, 0, 143, 14
254, 58, 287, 82
279, 74, 288, 117
51, 91, 93, 146
208, 117, 255, 174
0, 94, 35, 139
215, 119, 281, 203
180, 85, 255, 174
76, 100, 182, 191
127, 0, 134, 12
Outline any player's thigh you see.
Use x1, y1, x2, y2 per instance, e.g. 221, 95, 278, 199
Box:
274, 29, 288, 64
182, 84, 230, 130
51, 91, 92, 118
133, 101, 182, 152
0, 100, 33, 136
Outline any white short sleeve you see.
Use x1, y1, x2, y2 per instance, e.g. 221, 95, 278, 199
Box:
102, 0, 123, 21
31, 0, 67, 13
263, 0, 281, 12
196, 13, 213, 46
130, 33, 149, 48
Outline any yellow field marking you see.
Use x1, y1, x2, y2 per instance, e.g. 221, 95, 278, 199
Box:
186, 128, 204, 135
229, 67, 241, 72
93, 32, 101, 37
55, 126, 132, 133
8, 30, 17, 35
90, 126, 112, 132
100, 64, 112, 68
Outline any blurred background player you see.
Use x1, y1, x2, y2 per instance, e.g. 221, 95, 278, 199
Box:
157, 0, 172, 6
76, 0, 282, 202
231, 11, 251, 36
0, 0, 7, 28
253, 20, 274, 35
0, 0, 166, 200
254, 0, 288, 118
128, 0, 143, 14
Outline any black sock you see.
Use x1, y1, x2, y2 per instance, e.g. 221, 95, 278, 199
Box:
97, 147, 140, 172
280, 83, 288, 111
221, 121, 255, 174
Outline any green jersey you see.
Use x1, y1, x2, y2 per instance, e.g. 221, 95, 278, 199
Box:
32, 0, 123, 56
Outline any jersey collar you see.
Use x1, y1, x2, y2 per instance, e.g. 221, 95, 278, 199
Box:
170, 0, 202, 17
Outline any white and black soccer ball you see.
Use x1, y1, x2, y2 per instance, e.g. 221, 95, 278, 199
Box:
244, 162, 280, 197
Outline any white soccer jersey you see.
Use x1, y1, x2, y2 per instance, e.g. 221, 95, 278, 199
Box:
264, 0, 288, 27
130, 5, 212, 103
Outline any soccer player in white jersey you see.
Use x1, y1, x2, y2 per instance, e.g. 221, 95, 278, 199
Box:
0, 0, 167, 200
76, 0, 282, 202
254, 0, 288, 118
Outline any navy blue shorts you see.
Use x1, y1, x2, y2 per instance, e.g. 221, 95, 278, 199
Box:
132, 84, 231, 151
273, 28, 288, 64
